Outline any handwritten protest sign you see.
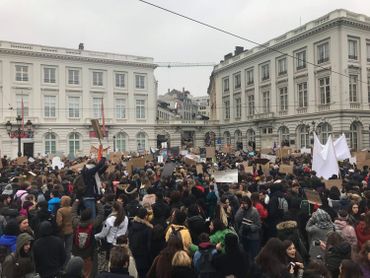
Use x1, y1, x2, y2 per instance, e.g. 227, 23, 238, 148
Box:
213, 169, 238, 183
324, 179, 342, 189
304, 189, 322, 205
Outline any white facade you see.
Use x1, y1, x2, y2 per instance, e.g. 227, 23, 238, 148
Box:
0, 41, 157, 158
193, 95, 210, 118
209, 9, 370, 150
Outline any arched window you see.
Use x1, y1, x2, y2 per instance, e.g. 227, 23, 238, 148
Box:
45, 133, 57, 154
136, 132, 147, 151
246, 129, 256, 149
278, 126, 290, 146
318, 123, 332, 144
223, 131, 231, 145
350, 122, 361, 150
297, 125, 310, 148
116, 133, 128, 152
68, 133, 80, 156
234, 130, 242, 149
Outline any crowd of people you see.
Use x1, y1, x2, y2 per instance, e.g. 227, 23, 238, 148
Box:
0, 148, 369, 278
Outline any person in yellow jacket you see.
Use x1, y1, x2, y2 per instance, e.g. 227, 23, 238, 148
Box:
165, 210, 192, 251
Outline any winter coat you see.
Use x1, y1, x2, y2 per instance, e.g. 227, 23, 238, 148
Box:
146, 250, 175, 278
360, 264, 370, 278
187, 215, 207, 245
48, 197, 61, 214
206, 191, 218, 218
56, 196, 73, 235
306, 219, 334, 258
276, 220, 309, 262
33, 221, 66, 278
334, 219, 357, 247
2, 233, 34, 278
355, 221, 370, 249
128, 216, 153, 257
71, 201, 104, 259
193, 242, 217, 273
254, 202, 268, 220
0, 235, 16, 253
171, 266, 197, 278
209, 228, 235, 253
211, 248, 250, 278
95, 213, 129, 245
165, 224, 192, 251
81, 157, 106, 198
97, 268, 133, 278
324, 242, 351, 278
235, 206, 261, 241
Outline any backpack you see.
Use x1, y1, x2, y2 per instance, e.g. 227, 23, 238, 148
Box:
169, 226, 183, 242
73, 224, 93, 250
73, 174, 87, 197
198, 248, 216, 277
0, 244, 11, 264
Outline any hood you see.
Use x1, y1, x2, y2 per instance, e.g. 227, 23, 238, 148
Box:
276, 220, 297, 231
0, 235, 17, 247
132, 216, 153, 229
38, 221, 53, 237
60, 195, 71, 207
198, 242, 214, 250
16, 233, 33, 255
334, 220, 347, 229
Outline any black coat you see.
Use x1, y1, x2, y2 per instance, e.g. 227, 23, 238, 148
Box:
187, 215, 207, 245
325, 242, 351, 278
211, 250, 250, 278
81, 157, 106, 198
171, 266, 197, 278
128, 217, 152, 257
33, 221, 66, 277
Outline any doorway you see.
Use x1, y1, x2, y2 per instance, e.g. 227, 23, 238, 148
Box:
23, 142, 34, 157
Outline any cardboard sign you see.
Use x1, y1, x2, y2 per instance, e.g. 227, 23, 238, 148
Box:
143, 154, 154, 162
301, 147, 312, 154
277, 147, 291, 158
357, 159, 370, 169
16, 156, 28, 166
157, 155, 164, 163
261, 154, 276, 163
206, 147, 216, 158
161, 162, 176, 178
355, 151, 370, 162
258, 163, 270, 176
70, 162, 86, 172
142, 194, 156, 205
222, 144, 232, 154
279, 164, 293, 175
260, 148, 272, 154
196, 164, 203, 175
110, 152, 122, 164
131, 157, 146, 170
324, 179, 342, 189
91, 119, 104, 140
199, 148, 206, 158
161, 142, 168, 149
106, 165, 116, 175
184, 157, 197, 166
242, 162, 254, 174
304, 189, 322, 205
180, 150, 188, 156
191, 147, 200, 155
213, 169, 238, 183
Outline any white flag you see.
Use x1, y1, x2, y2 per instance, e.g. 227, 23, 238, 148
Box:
312, 133, 339, 179
333, 133, 351, 161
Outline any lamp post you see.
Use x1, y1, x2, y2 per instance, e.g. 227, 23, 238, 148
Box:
5, 115, 33, 157
113, 135, 116, 152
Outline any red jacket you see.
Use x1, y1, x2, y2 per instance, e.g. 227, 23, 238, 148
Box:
254, 202, 268, 220
355, 221, 370, 248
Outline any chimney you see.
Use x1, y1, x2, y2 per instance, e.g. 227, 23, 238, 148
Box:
224, 52, 233, 60
182, 87, 185, 92
168, 88, 170, 93
234, 46, 244, 56
78, 43, 84, 50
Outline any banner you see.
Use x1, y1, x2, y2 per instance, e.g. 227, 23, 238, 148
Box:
333, 134, 351, 161
312, 133, 339, 179
213, 169, 238, 183
261, 154, 276, 163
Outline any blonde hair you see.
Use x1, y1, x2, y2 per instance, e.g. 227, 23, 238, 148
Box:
171, 250, 192, 267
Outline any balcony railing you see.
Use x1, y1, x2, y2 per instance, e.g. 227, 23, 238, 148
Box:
296, 107, 307, 114
254, 112, 274, 119
350, 102, 360, 109
348, 55, 358, 60
318, 103, 331, 111
157, 119, 207, 125
317, 57, 329, 64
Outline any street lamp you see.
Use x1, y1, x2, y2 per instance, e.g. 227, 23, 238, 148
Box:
113, 135, 116, 152
5, 115, 33, 157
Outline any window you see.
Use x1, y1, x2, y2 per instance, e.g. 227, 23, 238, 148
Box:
350, 122, 360, 150
68, 133, 80, 156
247, 94, 254, 116
348, 39, 358, 60
235, 130, 242, 149
318, 123, 332, 144
262, 127, 273, 134
43, 67, 56, 84
93, 97, 103, 118
15, 65, 28, 82
262, 91, 270, 113
92, 71, 103, 86
136, 132, 146, 150
279, 126, 290, 145
45, 133, 56, 154
224, 100, 230, 119
235, 98, 241, 118
246, 129, 255, 146
296, 50, 306, 70
16, 95, 29, 117
297, 82, 308, 108
116, 98, 126, 119
223, 77, 230, 92
234, 72, 241, 89
136, 99, 145, 119
115, 133, 127, 152
349, 75, 359, 103
319, 77, 330, 104
68, 96, 80, 118
261, 63, 270, 81
367, 42, 370, 62
135, 74, 145, 89
224, 131, 231, 145
115, 73, 125, 88
68, 69, 80, 85
277, 58, 287, 75
298, 125, 310, 148
246, 69, 254, 85
44, 95, 56, 118
317, 42, 329, 64
279, 87, 288, 111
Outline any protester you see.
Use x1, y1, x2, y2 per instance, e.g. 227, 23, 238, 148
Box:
283, 240, 304, 278
97, 246, 133, 278
171, 250, 196, 278
56, 195, 73, 264
63, 256, 84, 278
338, 259, 362, 278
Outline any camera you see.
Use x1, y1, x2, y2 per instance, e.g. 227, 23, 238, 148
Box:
313, 240, 320, 246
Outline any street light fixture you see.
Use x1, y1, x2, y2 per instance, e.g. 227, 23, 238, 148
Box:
113, 135, 116, 152
5, 115, 33, 157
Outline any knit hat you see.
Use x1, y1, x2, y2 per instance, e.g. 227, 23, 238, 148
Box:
65, 256, 84, 278
4, 220, 19, 236
2, 184, 13, 196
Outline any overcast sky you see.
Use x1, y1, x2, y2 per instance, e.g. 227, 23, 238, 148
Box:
0, 0, 369, 97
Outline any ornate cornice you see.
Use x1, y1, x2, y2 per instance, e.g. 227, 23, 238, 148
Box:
0, 48, 157, 69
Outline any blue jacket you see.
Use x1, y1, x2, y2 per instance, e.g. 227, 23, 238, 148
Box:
48, 197, 61, 214
0, 235, 17, 252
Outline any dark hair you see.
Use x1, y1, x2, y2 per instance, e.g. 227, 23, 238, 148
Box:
339, 259, 362, 278
81, 208, 92, 222
250, 192, 260, 204
241, 195, 252, 208
173, 210, 186, 225
282, 240, 303, 263
211, 218, 226, 233
302, 261, 330, 278
329, 186, 340, 200
326, 232, 343, 249
4, 220, 19, 236
224, 233, 240, 255
198, 233, 210, 243
109, 246, 130, 269
160, 236, 183, 257
338, 209, 348, 219
113, 202, 125, 227
116, 234, 128, 245
137, 207, 148, 219
255, 238, 287, 278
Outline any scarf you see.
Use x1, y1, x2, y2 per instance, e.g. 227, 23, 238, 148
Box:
312, 208, 334, 230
